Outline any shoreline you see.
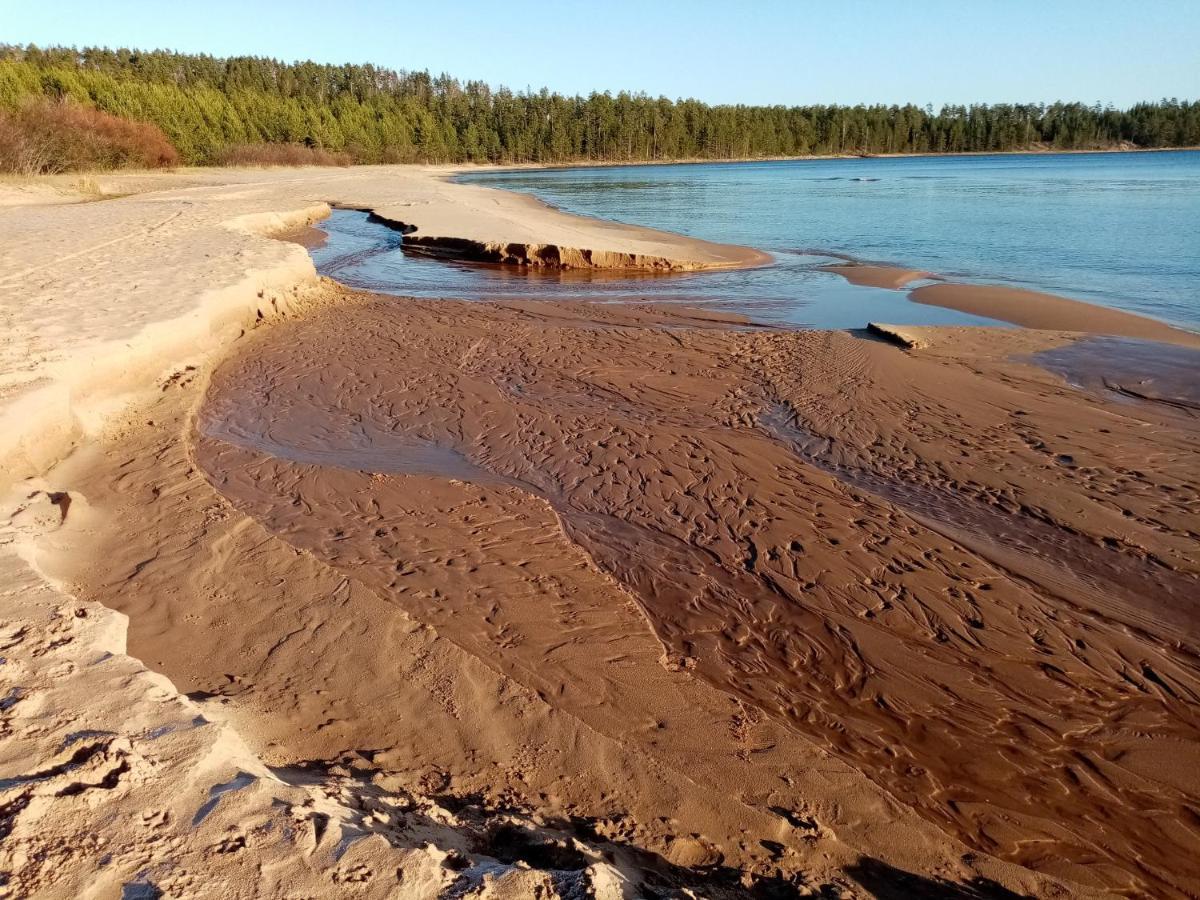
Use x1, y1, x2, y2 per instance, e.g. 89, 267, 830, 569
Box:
445, 158, 1200, 341
447, 144, 1200, 176
2, 164, 1198, 897
909, 281, 1200, 347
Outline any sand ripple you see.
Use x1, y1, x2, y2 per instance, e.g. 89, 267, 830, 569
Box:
178, 297, 1200, 896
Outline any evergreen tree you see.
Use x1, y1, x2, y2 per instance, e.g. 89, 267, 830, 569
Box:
1, 44, 1194, 167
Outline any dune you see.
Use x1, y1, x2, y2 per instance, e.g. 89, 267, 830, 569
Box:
2, 165, 1197, 898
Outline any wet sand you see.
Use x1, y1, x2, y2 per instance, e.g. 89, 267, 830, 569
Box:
56, 289, 1199, 898
5, 165, 1200, 897
278, 222, 330, 250
1031, 336, 1200, 411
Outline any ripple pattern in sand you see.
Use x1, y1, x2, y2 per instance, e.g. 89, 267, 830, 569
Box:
196, 297, 1200, 897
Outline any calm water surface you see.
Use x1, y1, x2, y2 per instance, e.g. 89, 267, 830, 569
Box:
311, 210, 998, 329
312, 151, 1200, 331
463, 151, 1200, 330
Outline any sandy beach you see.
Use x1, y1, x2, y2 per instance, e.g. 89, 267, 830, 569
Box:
2, 165, 1198, 899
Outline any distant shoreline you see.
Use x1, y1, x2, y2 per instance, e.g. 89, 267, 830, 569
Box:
452, 145, 1200, 175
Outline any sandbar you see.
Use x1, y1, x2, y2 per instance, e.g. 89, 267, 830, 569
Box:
821, 263, 933, 289
911, 281, 1200, 347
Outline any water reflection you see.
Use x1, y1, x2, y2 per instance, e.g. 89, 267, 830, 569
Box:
1030, 336, 1200, 411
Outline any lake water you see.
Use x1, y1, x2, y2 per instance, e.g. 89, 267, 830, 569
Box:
312, 151, 1200, 331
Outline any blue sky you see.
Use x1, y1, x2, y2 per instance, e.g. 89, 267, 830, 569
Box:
4, 0, 1197, 106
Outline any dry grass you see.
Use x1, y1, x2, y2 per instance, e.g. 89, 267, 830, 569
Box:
215, 143, 354, 167
0, 99, 178, 175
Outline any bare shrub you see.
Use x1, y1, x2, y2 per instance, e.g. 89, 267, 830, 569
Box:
214, 143, 354, 167
0, 98, 178, 174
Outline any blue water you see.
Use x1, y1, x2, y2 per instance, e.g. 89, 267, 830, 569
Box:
307, 152, 1200, 331
310, 208, 1004, 330
459, 151, 1200, 331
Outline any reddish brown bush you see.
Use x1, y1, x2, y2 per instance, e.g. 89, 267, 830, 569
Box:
214, 143, 354, 167
0, 98, 178, 175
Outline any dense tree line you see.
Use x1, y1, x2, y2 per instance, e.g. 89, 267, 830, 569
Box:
1, 44, 1196, 166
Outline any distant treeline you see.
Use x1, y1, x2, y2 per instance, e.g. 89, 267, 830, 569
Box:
2, 44, 1198, 166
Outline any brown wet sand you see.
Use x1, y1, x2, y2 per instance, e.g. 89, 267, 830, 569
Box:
277, 222, 330, 250
51, 296, 1008, 899
1030, 335, 1200, 412
63, 289, 1200, 898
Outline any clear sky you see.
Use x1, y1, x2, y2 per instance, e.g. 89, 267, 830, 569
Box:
4, 0, 1197, 107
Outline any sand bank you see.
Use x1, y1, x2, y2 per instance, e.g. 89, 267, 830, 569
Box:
820, 263, 933, 289
910, 282, 1200, 347
822, 261, 1200, 347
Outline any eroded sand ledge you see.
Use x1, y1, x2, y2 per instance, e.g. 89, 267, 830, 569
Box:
372, 207, 769, 272
1, 165, 1197, 898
